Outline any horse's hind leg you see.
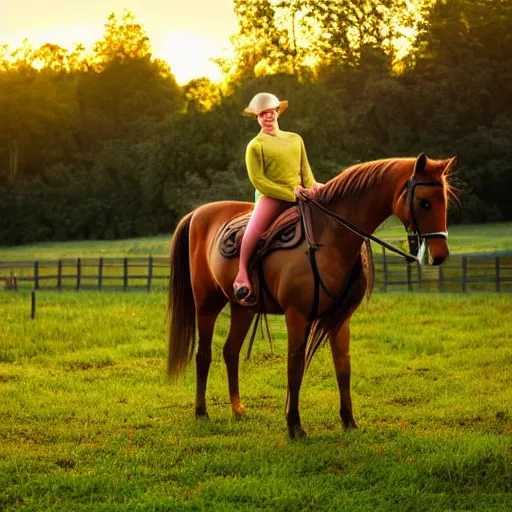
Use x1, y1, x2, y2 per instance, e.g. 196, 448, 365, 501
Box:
195, 296, 227, 418
223, 302, 255, 416
329, 319, 357, 429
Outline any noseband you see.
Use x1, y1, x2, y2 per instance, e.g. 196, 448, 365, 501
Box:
405, 178, 448, 262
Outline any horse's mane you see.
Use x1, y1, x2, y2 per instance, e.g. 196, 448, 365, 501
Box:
313, 157, 457, 206
314, 158, 412, 204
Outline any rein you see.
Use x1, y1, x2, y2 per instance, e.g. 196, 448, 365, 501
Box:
297, 191, 418, 262
296, 176, 448, 319
297, 177, 448, 263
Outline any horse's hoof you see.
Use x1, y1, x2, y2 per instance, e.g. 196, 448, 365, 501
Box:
288, 426, 307, 440
232, 403, 246, 417
195, 408, 209, 420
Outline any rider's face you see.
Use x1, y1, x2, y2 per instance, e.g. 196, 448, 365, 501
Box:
257, 107, 279, 132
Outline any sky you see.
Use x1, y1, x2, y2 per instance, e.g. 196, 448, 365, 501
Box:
2, 0, 240, 84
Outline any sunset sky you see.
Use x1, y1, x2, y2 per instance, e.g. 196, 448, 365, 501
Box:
2, 0, 239, 84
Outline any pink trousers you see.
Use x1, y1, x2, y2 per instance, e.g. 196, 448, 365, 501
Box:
234, 196, 292, 289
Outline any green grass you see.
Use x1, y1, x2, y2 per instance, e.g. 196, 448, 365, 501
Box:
0, 235, 172, 261
1, 291, 511, 511
1, 220, 511, 261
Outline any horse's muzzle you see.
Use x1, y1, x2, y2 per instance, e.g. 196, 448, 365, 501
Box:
431, 254, 448, 266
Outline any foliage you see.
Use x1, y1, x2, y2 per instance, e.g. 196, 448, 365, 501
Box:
1, 2, 512, 243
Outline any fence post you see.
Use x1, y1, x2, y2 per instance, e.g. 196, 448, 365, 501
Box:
76, 258, 81, 291
6, 270, 18, 291
57, 260, 62, 291
147, 256, 153, 292
417, 261, 423, 291
495, 257, 500, 293
438, 264, 444, 293
381, 246, 388, 292
34, 261, 39, 290
123, 258, 128, 291
406, 262, 413, 292
462, 256, 468, 292
31, 290, 36, 319
98, 257, 103, 290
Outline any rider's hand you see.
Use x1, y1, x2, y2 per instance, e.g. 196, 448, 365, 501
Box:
294, 184, 306, 197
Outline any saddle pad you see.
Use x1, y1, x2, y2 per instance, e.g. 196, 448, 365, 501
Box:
219, 206, 303, 260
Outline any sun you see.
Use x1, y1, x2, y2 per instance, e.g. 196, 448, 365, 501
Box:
154, 31, 232, 85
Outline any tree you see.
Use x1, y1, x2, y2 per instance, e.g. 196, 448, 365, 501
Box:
405, 0, 512, 220
217, 0, 309, 83
300, 0, 430, 69
74, 11, 183, 149
183, 78, 222, 113
91, 11, 152, 70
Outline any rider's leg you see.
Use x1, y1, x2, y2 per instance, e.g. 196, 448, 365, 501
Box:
234, 196, 290, 301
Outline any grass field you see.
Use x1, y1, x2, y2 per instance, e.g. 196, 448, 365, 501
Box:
1, 220, 511, 261
1, 291, 511, 511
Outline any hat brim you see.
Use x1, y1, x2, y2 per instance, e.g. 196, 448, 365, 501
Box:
243, 100, 288, 117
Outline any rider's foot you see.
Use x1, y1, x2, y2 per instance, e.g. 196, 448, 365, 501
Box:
233, 283, 257, 307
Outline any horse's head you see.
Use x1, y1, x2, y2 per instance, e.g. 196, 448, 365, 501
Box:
394, 153, 457, 266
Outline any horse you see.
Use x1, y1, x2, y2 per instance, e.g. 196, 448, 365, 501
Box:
167, 153, 457, 438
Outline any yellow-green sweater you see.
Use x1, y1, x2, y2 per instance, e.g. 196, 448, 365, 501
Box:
245, 129, 316, 203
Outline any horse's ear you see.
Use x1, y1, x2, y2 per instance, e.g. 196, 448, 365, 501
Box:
413, 153, 427, 176
443, 155, 458, 175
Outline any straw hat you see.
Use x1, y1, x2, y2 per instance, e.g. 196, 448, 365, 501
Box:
243, 92, 289, 117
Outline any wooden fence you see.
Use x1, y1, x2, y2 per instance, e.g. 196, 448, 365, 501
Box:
374, 249, 512, 293
1, 251, 511, 293
0, 256, 170, 292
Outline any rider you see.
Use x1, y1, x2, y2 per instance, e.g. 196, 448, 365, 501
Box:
233, 92, 324, 306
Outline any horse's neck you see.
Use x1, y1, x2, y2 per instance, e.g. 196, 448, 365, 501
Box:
317, 172, 402, 252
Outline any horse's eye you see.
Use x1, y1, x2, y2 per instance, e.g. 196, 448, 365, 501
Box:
419, 199, 431, 210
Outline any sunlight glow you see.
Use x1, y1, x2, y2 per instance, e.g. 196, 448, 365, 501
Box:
154, 31, 232, 84
5, 22, 103, 54
4, 24, 232, 85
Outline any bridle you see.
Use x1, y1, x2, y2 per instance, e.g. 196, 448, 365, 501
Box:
405, 178, 448, 263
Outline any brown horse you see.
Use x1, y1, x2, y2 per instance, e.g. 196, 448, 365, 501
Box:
167, 153, 457, 438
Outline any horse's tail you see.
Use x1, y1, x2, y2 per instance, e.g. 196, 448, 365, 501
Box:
167, 211, 196, 379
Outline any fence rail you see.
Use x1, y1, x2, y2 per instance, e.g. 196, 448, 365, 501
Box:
373, 249, 512, 293
0, 256, 170, 292
1, 251, 512, 293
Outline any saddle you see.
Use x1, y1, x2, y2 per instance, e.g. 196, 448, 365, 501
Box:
219, 205, 304, 263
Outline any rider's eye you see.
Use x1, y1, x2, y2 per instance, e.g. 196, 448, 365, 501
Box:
419, 199, 431, 210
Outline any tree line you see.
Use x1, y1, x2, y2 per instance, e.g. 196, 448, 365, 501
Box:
1, 1, 511, 245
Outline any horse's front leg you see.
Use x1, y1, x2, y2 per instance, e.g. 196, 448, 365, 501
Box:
285, 307, 310, 439
329, 320, 357, 429
223, 302, 255, 416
